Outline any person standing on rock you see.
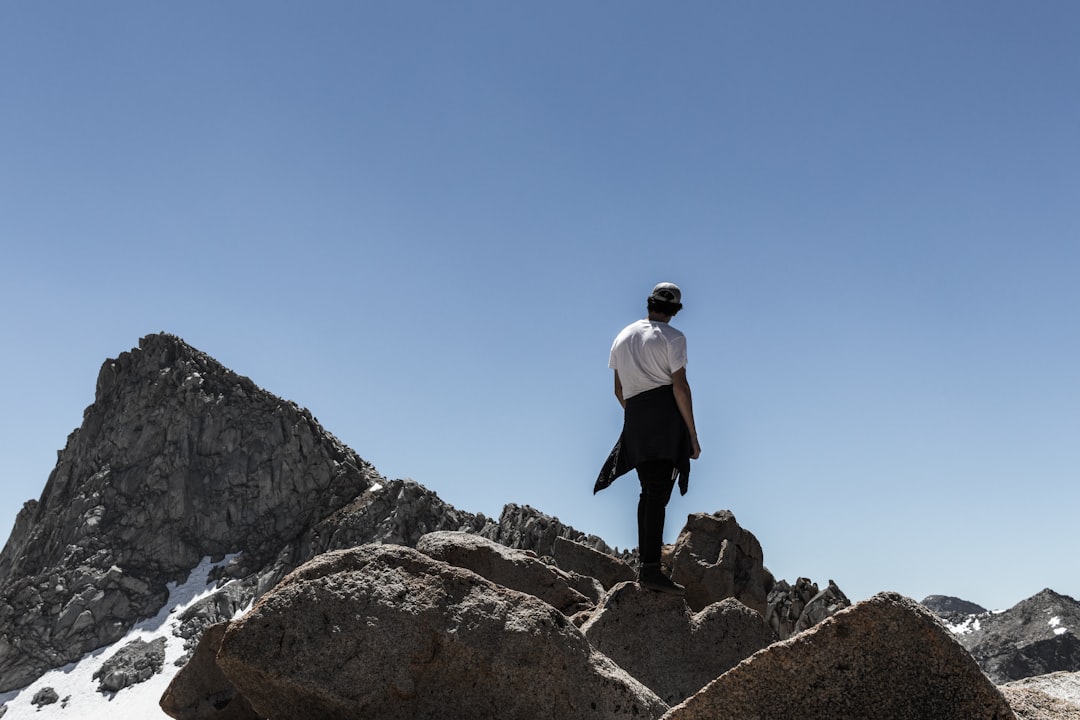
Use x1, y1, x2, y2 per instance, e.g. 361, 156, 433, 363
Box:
595, 282, 701, 595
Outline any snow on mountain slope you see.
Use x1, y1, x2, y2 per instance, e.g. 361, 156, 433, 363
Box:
0, 556, 245, 719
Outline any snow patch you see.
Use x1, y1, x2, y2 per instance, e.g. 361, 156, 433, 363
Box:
0, 555, 240, 719
947, 616, 982, 635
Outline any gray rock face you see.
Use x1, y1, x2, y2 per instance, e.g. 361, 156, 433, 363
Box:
958, 590, 1080, 684
309, 478, 487, 553
0, 333, 381, 692
416, 531, 593, 616
581, 583, 776, 705
215, 544, 668, 720
663, 592, 1017, 720
669, 511, 772, 615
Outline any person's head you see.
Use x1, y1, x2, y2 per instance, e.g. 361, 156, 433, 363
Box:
647, 282, 683, 317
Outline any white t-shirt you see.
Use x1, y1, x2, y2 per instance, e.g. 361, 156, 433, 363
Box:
608, 319, 687, 400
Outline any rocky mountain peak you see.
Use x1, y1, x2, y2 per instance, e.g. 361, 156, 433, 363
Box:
0, 333, 380, 691
951, 587, 1080, 684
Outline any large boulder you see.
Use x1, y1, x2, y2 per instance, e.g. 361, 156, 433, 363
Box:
415, 530, 593, 615
1000, 685, 1080, 720
1005, 672, 1080, 708
160, 622, 259, 720
669, 511, 771, 615
1002, 671, 1080, 720
216, 544, 668, 720
581, 582, 776, 705
663, 591, 1017, 720
553, 536, 637, 590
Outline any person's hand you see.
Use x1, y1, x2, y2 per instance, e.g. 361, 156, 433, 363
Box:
690, 435, 701, 459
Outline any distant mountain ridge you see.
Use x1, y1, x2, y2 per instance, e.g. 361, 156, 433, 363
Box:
928, 589, 1080, 684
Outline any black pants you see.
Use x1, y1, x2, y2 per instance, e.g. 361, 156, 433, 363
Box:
636, 459, 677, 565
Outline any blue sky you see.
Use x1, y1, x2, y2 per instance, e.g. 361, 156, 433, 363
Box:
2, 2, 1077, 612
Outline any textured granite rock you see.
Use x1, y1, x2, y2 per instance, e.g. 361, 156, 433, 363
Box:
416, 530, 592, 615
216, 544, 668, 720
669, 510, 772, 615
582, 582, 775, 705
664, 592, 1016, 720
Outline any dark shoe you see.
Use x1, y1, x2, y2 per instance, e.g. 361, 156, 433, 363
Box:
638, 563, 685, 596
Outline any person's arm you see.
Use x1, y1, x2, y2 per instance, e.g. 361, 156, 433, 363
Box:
613, 370, 626, 409
671, 367, 701, 459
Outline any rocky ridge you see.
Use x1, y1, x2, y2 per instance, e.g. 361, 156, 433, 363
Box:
0, 335, 838, 696
941, 589, 1080, 685
0, 334, 378, 692
0, 333, 1076, 719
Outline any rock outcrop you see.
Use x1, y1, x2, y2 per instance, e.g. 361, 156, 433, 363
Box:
0, 334, 381, 692
668, 512, 851, 636
93, 636, 167, 693
581, 583, 775, 705
668, 510, 772, 615
30, 686, 60, 708
416, 531, 593, 615
215, 544, 668, 720
765, 576, 851, 639
663, 591, 1017, 720
957, 589, 1080, 683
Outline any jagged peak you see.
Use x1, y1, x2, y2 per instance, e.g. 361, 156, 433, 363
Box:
1034, 587, 1077, 601
93, 333, 258, 405
1016, 587, 1080, 610
0, 334, 382, 692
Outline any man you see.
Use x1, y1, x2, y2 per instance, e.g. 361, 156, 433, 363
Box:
595, 282, 701, 595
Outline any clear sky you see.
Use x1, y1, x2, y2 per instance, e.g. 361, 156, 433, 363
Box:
2, 2, 1077, 612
